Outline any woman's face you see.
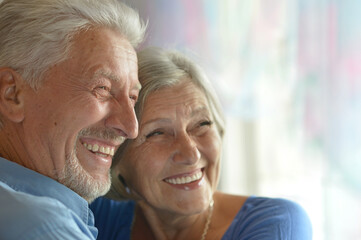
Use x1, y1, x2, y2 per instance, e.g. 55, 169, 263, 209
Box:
119, 80, 222, 215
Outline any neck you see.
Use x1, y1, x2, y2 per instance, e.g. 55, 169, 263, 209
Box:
132, 200, 213, 240
0, 128, 24, 164
0, 126, 42, 174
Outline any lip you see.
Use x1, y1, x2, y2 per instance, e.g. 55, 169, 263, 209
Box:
79, 137, 124, 148
164, 168, 202, 180
78, 138, 117, 169
163, 168, 205, 191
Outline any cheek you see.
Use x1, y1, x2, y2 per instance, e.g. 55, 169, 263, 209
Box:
34, 94, 106, 130
126, 144, 169, 188
201, 133, 222, 164
66, 97, 109, 123
55, 85, 109, 115
200, 133, 222, 185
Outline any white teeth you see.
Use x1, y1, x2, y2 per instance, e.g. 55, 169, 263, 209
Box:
165, 171, 203, 185
104, 147, 110, 154
95, 152, 107, 157
192, 174, 198, 181
92, 144, 99, 152
83, 143, 115, 156
99, 146, 105, 153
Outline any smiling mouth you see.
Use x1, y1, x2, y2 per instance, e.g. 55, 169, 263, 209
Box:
164, 169, 204, 185
82, 142, 115, 158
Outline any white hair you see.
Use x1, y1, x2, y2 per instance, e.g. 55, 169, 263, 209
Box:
0, 0, 147, 89
136, 47, 225, 138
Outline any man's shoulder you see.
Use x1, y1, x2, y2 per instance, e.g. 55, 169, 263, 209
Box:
0, 181, 91, 240
0, 181, 69, 214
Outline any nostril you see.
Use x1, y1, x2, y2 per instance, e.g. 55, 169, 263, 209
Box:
115, 129, 128, 138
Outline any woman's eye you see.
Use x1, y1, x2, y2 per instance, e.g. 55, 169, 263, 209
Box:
199, 120, 213, 127
191, 120, 213, 136
146, 130, 164, 138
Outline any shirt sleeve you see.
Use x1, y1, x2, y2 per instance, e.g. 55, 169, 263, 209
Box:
0, 185, 96, 240
23, 220, 97, 240
222, 197, 313, 240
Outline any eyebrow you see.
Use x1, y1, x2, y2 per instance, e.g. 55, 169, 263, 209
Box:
142, 118, 171, 126
94, 69, 119, 82
141, 106, 210, 126
93, 69, 141, 91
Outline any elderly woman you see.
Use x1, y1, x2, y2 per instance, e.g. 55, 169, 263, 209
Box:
90, 47, 312, 240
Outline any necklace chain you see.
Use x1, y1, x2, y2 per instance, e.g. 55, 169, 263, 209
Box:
200, 199, 214, 240
131, 199, 215, 240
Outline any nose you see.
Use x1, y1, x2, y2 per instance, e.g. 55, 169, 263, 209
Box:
105, 98, 138, 139
171, 133, 201, 164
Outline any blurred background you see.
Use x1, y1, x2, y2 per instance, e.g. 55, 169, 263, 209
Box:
123, 1, 361, 239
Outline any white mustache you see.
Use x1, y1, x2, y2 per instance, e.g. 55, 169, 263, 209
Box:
78, 127, 125, 143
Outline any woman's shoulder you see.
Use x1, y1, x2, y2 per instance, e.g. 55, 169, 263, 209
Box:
242, 196, 311, 224
89, 197, 136, 240
90, 197, 135, 211
90, 197, 136, 226
210, 192, 248, 239
214, 192, 248, 212
221, 195, 313, 240
243, 196, 304, 211
214, 192, 310, 221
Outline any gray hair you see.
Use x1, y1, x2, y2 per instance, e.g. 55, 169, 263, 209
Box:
107, 47, 225, 200
0, 0, 147, 89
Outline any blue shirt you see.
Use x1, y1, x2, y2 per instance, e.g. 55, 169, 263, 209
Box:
90, 196, 312, 240
0, 157, 98, 240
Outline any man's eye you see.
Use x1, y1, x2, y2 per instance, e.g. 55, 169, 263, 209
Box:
98, 86, 110, 91
146, 130, 163, 138
130, 95, 138, 104
93, 86, 112, 98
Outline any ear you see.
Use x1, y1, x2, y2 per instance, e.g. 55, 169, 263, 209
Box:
0, 68, 25, 123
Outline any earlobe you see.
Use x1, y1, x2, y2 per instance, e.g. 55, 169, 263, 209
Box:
0, 68, 25, 123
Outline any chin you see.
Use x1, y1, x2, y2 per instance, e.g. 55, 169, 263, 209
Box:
59, 152, 111, 202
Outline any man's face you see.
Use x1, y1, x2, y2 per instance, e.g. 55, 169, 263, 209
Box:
21, 28, 140, 202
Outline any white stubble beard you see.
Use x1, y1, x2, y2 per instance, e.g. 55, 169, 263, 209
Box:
58, 147, 111, 203
57, 127, 124, 202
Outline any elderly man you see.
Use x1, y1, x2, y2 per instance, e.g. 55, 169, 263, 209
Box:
0, 0, 146, 239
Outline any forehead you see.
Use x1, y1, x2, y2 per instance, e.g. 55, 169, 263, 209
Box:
140, 81, 210, 121
71, 27, 136, 55
68, 27, 138, 75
